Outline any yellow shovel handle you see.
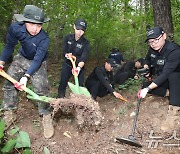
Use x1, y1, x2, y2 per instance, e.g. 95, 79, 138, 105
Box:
68, 55, 78, 77
0, 69, 27, 92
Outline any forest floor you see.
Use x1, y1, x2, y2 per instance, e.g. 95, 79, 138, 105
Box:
0, 58, 180, 154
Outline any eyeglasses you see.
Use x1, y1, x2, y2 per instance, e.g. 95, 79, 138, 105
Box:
148, 35, 163, 45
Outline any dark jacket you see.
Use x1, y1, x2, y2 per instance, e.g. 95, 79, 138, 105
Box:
0, 22, 49, 75
63, 34, 90, 66
145, 40, 180, 86
113, 61, 137, 84
85, 66, 115, 94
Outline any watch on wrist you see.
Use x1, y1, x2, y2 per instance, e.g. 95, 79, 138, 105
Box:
23, 74, 30, 80
146, 86, 151, 92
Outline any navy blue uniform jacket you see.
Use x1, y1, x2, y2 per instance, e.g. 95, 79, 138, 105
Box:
0, 22, 49, 75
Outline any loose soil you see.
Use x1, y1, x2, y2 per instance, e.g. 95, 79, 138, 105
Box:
0, 59, 180, 154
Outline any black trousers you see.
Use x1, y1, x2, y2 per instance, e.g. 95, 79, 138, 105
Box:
85, 80, 110, 100
58, 62, 84, 97
142, 72, 180, 106
114, 72, 134, 85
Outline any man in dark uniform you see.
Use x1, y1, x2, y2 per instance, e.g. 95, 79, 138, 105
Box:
139, 26, 180, 131
0, 5, 54, 138
85, 58, 123, 100
113, 58, 145, 85
108, 48, 125, 65
58, 19, 90, 98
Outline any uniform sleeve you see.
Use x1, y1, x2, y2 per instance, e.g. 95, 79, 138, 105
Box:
154, 48, 180, 86
63, 35, 69, 57
0, 24, 18, 62
95, 67, 114, 93
144, 50, 151, 66
25, 37, 49, 75
78, 41, 90, 63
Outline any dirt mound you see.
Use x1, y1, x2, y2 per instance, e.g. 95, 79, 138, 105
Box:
50, 93, 103, 130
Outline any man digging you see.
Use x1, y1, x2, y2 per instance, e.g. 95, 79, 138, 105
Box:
0, 5, 54, 138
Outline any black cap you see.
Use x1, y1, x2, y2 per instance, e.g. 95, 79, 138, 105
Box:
107, 58, 119, 68
145, 26, 164, 42
108, 48, 124, 64
75, 19, 87, 31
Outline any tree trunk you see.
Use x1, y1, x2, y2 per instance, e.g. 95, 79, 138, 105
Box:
151, 0, 174, 41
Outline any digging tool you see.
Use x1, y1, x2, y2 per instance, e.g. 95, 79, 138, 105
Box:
118, 95, 128, 102
116, 96, 142, 147
0, 69, 55, 103
67, 55, 91, 97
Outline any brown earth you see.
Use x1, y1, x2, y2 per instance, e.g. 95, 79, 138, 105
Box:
0, 59, 180, 154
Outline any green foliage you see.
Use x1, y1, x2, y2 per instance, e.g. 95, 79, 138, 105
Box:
119, 78, 142, 94
118, 107, 126, 116
23, 148, 31, 154
118, 103, 134, 116
171, 0, 180, 44
0, 119, 32, 153
0, 120, 5, 139
0, 0, 179, 60
1, 139, 17, 153
15, 131, 31, 148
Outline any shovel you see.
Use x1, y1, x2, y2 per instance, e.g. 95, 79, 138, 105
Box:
67, 55, 91, 97
0, 69, 55, 103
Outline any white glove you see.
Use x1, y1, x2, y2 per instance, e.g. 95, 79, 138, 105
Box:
65, 53, 72, 59
19, 76, 28, 88
139, 88, 149, 98
76, 66, 81, 75
72, 66, 81, 75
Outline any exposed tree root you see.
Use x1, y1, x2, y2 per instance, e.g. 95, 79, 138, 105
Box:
50, 93, 103, 130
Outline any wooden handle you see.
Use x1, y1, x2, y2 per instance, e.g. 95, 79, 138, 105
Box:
68, 55, 78, 77
0, 70, 27, 91
0, 70, 43, 101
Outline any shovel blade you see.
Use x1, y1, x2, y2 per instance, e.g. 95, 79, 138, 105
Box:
78, 86, 91, 97
68, 82, 91, 97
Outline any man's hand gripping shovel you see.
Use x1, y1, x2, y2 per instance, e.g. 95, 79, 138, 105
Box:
0, 69, 55, 103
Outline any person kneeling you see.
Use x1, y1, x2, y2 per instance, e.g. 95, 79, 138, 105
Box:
85, 58, 122, 100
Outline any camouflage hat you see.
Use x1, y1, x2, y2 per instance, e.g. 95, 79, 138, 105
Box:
14, 5, 50, 24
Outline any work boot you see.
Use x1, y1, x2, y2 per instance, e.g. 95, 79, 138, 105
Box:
42, 114, 54, 139
3, 110, 17, 130
161, 105, 180, 131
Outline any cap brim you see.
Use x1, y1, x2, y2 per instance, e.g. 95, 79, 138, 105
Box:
14, 14, 50, 24
75, 25, 85, 31
145, 34, 162, 43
